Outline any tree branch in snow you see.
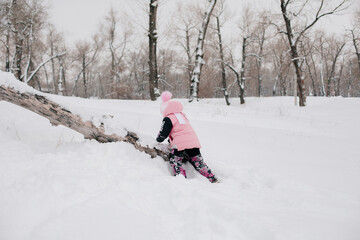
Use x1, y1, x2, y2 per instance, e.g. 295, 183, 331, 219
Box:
0, 85, 169, 161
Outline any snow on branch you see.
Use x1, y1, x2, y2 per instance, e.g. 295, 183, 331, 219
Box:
0, 71, 169, 161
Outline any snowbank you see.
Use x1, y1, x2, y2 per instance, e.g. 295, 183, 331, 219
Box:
1, 71, 360, 240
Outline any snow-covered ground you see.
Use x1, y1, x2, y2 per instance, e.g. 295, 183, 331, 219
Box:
1, 72, 360, 240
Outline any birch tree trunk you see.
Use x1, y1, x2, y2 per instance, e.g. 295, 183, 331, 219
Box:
216, 16, 230, 106
239, 37, 247, 104
148, 0, 159, 101
189, 0, 217, 102
320, 61, 326, 96
4, 0, 14, 72
185, 28, 193, 97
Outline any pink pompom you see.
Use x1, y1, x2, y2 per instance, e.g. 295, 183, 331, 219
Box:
161, 91, 172, 102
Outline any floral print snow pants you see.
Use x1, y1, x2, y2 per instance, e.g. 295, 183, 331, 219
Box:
169, 149, 217, 183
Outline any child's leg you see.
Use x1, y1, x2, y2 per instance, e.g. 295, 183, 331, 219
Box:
169, 149, 187, 177
186, 149, 217, 183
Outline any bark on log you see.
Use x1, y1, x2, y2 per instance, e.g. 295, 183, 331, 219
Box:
0, 85, 169, 161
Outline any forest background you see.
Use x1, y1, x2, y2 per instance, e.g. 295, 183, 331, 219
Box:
1, 0, 360, 103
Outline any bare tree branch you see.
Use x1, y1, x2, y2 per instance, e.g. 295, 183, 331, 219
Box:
295, 0, 347, 46
26, 52, 66, 84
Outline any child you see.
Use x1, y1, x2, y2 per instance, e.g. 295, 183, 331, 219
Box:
156, 91, 218, 183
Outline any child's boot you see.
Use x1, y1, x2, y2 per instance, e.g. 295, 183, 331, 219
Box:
169, 155, 187, 178
189, 154, 217, 183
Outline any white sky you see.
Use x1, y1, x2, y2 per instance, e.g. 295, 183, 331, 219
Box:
47, 0, 358, 45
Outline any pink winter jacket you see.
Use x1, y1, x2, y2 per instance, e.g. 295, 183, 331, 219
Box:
162, 101, 201, 151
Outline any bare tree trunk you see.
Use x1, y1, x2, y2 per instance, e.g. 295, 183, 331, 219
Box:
279, 0, 347, 106
110, 30, 116, 83
189, 0, 217, 102
58, 61, 64, 95
4, 0, 14, 72
271, 50, 287, 96
24, 25, 34, 84
336, 61, 344, 96
148, 0, 159, 101
26, 52, 66, 86
10, 0, 22, 80
72, 45, 98, 96
309, 52, 319, 96
305, 57, 317, 96
256, 24, 267, 97
216, 16, 230, 106
280, 1, 306, 106
273, 76, 278, 96
347, 60, 353, 97
239, 37, 247, 104
50, 37, 58, 94
185, 28, 193, 97
13, 33, 24, 81
43, 65, 50, 92
319, 61, 325, 96
106, 8, 119, 84
0, 85, 169, 161
225, 63, 240, 101
82, 53, 88, 98
5, 28, 10, 72
326, 43, 345, 96
58, 57, 67, 96
350, 29, 360, 74
98, 73, 104, 98
257, 54, 263, 97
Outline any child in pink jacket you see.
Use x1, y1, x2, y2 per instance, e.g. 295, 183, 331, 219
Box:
156, 91, 218, 183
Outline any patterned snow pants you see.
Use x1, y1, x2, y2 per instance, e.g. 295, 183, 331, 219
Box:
169, 148, 217, 183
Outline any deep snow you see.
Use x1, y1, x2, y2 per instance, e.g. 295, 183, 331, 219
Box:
1, 71, 360, 240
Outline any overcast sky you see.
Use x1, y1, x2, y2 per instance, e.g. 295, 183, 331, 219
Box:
47, 0, 358, 45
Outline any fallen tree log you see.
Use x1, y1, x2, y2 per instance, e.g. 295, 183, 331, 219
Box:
0, 85, 169, 161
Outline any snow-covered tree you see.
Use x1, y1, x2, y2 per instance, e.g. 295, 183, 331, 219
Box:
189, 0, 217, 102
214, 0, 230, 105
148, 0, 159, 101
279, 0, 349, 106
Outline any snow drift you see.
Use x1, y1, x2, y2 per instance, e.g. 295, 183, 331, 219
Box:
1, 71, 360, 240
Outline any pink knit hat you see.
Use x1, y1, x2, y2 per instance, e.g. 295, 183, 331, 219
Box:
161, 91, 172, 102
160, 91, 172, 114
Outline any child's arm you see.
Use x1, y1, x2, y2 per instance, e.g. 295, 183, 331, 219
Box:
156, 117, 173, 142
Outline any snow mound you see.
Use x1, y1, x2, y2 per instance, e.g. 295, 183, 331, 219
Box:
1, 71, 360, 240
